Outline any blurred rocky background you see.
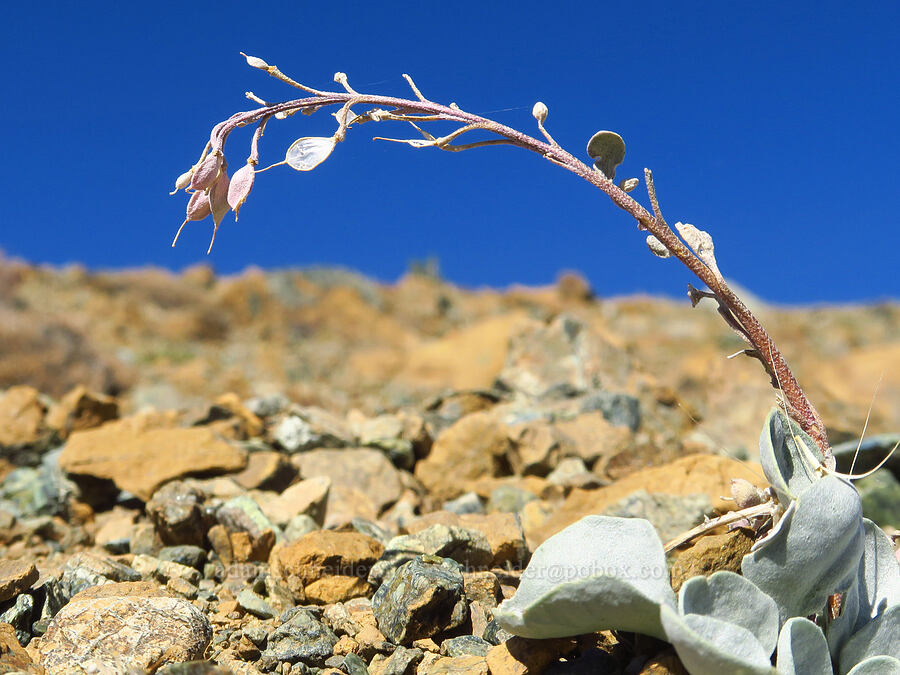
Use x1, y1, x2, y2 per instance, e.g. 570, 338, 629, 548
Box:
0, 256, 897, 673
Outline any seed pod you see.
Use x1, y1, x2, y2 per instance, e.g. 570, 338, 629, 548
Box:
209, 171, 231, 227
169, 168, 194, 195
172, 190, 212, 247
240, 52, 270, 70
190, 153, 223, 191
285, 137, 336, 171
618, 178, 640, 193
532, 102, 548, 124
646, 235, 671, 258
730, 478, 767, 509
227, 163, 255, 219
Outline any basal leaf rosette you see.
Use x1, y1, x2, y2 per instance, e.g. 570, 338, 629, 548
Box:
493, 516, 674, 639
742, 474, 865, 623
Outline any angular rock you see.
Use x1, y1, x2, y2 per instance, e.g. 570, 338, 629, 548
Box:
441, 634, 491, 658
232, 450, 296, 492
52, 552, 142, 608
0, 620, 40, 673
486, 485, 538, 514
0, 560, 38, 603
546, 456, 604, 489
263, 607, 338, 667
158, 545, 207, 571
270, 530, 383, 604
259, 475, 330, 527
485, 637, 575, 675
236, 588, 275, 619
418, 653, 489, 675
45, 385, 118, 439
273, 407, 351, 452
60, 415, 247, 501
146, 481, 210, 547
0, 593, 32, 646
372, 556, 468, 645
38, 593, 211, 674
216, 495, 281, 541
443, 492, 485, 516
579, 391, 642, 430
368, 645, 424, 675
0, 386, 49, 456
553, 411, 634, 467
406, 511, 529, 568
415, 412, 514, 501
669, 529, 755, 592
294, 448, 403, 515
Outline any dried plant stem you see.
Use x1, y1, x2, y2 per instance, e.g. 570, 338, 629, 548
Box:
199, 80, 831, 458
664, 501, 779, 552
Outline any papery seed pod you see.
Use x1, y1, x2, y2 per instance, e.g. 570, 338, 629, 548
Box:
209, 172, 231, 227
169, 169, 194, 195
227, 163, 255, 220
285, 137, 336, 171
730, 478, 767, 509
190, 153, 223, 191
532, 102, 548, 124
172, 190, 212, 247
618, 178, 640, 193
240, 52, 270, 70
646, 235, 671, 258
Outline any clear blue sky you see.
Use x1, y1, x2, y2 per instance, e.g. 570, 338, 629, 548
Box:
2, 2, 898, 303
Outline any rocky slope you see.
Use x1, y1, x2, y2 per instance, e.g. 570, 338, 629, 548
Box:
0, 258, 897, 673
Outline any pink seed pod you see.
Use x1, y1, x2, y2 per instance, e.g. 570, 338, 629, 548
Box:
171, 190, 213, 247
190, 152, 223, 191
227, 162, 255, 220
730, 478, 767, 509
207, 171, 231, 254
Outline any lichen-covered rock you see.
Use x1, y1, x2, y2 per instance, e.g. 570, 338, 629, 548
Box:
38, 593, 212, 674
372, 556, 468, 646
262, 607, 338, 667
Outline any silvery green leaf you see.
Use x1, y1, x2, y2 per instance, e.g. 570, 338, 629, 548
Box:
659, 604, 776, 675
758, 408, 827, 503
776, 617, 832, 675
679, 571, 779, 655
845, 656, 900, 674
742, 475, 865, 623
586, 130, 626, 181
855, 519, 900, 625
285, 136, 336, 171
493, 516, 674, 639
828, 518, 900, 655
839, 604, 900, 674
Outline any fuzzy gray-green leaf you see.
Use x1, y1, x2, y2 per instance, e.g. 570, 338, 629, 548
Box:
492, 516, 674, 639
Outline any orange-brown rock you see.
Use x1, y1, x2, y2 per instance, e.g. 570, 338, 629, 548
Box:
396, 314, 528, 391
415, 412, 514, 500
0, 386, 46, 447
0, 560, 38, 603
405, 511, 528, 568
525, 454, 765, 547
669, 528, 755, 592
270, 530, 384, 604
485, 637, 575, 675
0, 621, 42, 674
44, 385, 118, 439
59, 413, 247, 501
